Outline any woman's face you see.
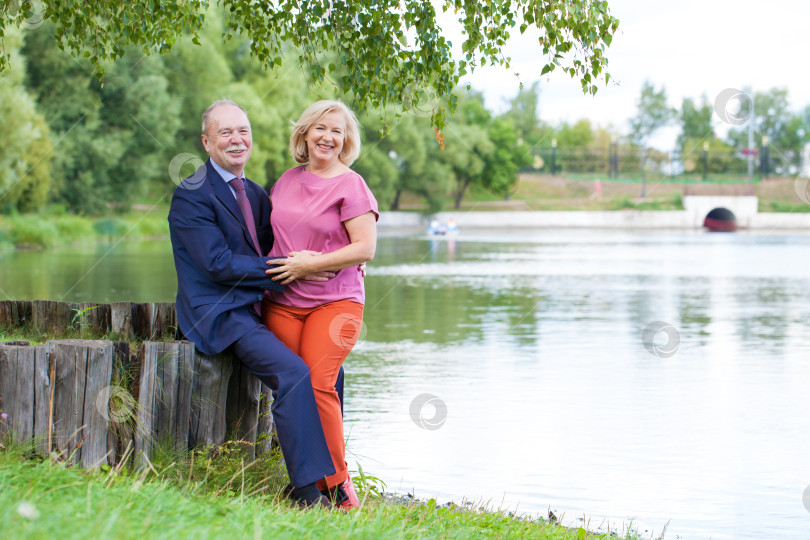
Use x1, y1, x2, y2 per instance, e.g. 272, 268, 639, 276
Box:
305, 110, 346, 167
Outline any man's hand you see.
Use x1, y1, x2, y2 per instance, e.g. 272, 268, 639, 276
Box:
302, 270, 336, 282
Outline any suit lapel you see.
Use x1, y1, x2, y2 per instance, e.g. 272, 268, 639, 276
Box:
207, 160, 260, 254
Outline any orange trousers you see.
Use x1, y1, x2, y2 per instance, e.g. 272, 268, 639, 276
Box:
262, 299, 364, 490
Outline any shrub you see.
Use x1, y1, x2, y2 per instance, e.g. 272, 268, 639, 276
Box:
8, 215, 58, 248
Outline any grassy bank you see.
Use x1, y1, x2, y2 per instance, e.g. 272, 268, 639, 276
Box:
0, 446, 639, 540
400, 174, 810, 212
0, 204, 170, 250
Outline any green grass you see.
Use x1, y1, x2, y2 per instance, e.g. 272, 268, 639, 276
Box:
605, 193, 683, 211
0, 210, 170, 250
0, 446, 640, 540
758, 199, 810, 213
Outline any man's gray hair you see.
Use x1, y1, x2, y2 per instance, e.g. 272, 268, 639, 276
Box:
201, 99, 249, 134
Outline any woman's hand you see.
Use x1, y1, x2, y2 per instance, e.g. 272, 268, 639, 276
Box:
266, 251, 325, 285
292, 250, 336, 282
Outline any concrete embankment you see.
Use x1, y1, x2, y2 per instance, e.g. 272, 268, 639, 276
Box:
379, 210, 810, 230
379, 196, 810, 230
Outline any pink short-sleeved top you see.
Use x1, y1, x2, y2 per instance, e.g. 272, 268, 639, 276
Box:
267, 165, 379, 308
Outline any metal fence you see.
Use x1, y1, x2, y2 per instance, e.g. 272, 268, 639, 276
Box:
529, 142, 803, 181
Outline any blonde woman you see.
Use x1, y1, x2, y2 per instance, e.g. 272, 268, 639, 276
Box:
263, 100, 378, 510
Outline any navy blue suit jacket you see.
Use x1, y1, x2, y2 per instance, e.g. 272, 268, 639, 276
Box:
168, 159, 284, 355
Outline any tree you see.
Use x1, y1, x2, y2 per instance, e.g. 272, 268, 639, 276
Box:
629, 81, 674, 147
678, 95, 714, 148
501, 82, 542, 142
556, 119, 595, 148
727, 87, 802, 174
0, 27, 52, 213
481, 118, 532, 197
371, 113, 450, 212
1, 0, 620, 132
23, 23, 181, 214
629, 81, 674, 194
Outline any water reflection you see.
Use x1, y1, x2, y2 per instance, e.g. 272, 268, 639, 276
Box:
0, 241, 176, 302
354, 230, 810, 540
2, 230, 810, 539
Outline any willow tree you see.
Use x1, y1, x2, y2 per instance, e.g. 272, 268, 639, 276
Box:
1, 0, 619, 131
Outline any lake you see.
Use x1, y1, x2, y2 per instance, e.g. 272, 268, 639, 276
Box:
2, 229, 809, 539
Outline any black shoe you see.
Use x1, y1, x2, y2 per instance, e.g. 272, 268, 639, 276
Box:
320, 484, 349, 506
282, 483, 295, 500
296, 494, 332, 510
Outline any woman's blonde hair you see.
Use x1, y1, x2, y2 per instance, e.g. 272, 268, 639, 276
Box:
290, 100, 361, 166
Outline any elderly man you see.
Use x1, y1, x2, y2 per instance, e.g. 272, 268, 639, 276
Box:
168, 100, 334, 508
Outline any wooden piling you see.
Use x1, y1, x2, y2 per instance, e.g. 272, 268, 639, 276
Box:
48, 340, 113, 468
226, 358, 263, 458
0, 300, 281, 468
110, 302, 134, 339
189, 350, 232, 449
134, 341, 194, 466
0, 342, 49, 451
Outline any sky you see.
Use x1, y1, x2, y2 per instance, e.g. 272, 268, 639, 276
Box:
450, 0, 810, 149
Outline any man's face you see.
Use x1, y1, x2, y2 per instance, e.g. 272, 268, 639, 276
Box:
201, 104, 252, 177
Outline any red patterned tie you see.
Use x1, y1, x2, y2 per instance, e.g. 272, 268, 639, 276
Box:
230, 177, 261, 254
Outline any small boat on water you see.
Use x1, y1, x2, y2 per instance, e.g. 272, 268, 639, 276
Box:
703, 207, 737, 232
427, 219, 459, 236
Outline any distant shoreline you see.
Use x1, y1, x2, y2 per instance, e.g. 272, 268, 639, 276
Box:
379, 209, 810, 230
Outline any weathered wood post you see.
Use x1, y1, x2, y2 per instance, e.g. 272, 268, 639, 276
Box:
226, 358, 263, 458
47, 340, 113, 468
106, 341, 137, 465
0, 342, 50, 453
134, 341, 195, 467
1, 300, 282, 466
189, 351, 232, 449
75, 303, 111, 335
0, 300, 25, 329
110, 302, 134, 339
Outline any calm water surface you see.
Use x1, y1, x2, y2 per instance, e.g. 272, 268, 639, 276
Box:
2, 230, 809, 539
